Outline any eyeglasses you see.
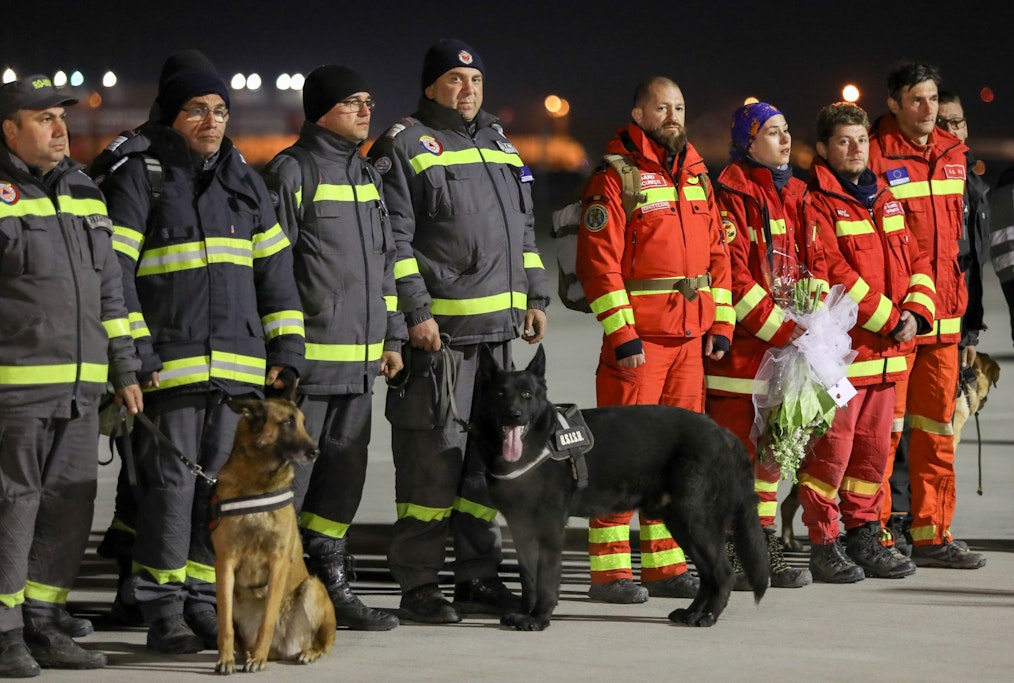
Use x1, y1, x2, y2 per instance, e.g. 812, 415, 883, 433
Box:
181, 105, 230, 123
335, 98, 376, 113
937, 117, 966, 129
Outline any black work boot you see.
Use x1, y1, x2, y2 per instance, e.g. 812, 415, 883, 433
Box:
726, 539, 754, 591
146, 614, 203, 654
23, 623, 106, 670
846, 522, 916, 579
184, 607, 219, 650
885, 514, 913, 557
304, 537, 399, 631
452, 576, 522, 615
399, 584, 460, 624
0, 628, 41, 678
765, 527, 812, 588
809, 538, 865, 584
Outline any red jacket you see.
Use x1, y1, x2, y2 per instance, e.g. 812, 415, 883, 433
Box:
869, 114, 967, 344
808, 157, 936, 386
704, 160, 829, 398
576, 124, 733, 355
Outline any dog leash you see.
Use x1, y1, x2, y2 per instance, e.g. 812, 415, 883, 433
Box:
975, 411, 983, 496
108, 405, 218, 487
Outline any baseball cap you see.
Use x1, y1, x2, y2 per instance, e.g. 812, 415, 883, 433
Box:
0, 75, 78, 120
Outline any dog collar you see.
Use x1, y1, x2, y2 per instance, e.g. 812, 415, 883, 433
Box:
490, 405, 592, 489
209, 488, 294, 530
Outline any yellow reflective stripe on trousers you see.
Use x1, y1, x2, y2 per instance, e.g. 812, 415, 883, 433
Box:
589, 554, 632, 572
840, 476, 882, 496
139, 563, 188, 585
23, 580, 70, 605
600, 307, 635, 336
755, 479, 779, 494
410, 147, 523, 174
909, 524, 938, 543
641, 547, 686, 568
640, 523, 674, 541
113, 225, 144, 261
799, 472, 838, 500
590, 290, 630, 316
0, 362, 107, 385
394, 257, 420, 280
103, 317, 131, 338
910, 413, 954, 436
705, 374, 766, 395
430, 292, 526, 316
253, 223, 291, 259
306, 341, 384, 362
835, 219, 875, 237
299, 512, 350, 540
758, 501, 778, 519
523, 251, 545, 269
211, 351, 266, 385
396, 502, 452, 522
187, 560, 216, 584
313, 183, 381, 202
917, 317, 961, 339
847, 355, 907, 379
262, 309, 305, 340
453, 496, 498, 522
0, 589, 25, 608
589, 525, 630, 544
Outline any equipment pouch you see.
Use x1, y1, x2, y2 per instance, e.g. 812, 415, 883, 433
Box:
385, 346, 450, 430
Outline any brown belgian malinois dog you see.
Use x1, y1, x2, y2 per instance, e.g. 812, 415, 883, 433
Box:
212, 395, 335, 674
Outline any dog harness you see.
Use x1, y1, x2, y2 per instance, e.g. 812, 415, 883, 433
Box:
490, 404, 593, 490
209, 488, 294, 531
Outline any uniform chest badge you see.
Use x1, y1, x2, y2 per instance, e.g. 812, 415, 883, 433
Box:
583, 204, 609, 232
883, 200, 904, 217
639, 173, 665, 189
496, 140, 518, 154
885, 167, 910, 187
944, 164, 966, 180
420, 135, 443, 155
374, 157, 393, 174
722, 218, 737, 242
0, 183, 19, 205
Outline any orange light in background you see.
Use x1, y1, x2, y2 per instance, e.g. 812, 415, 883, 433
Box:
842, 84, 860, 102
87, 91, 102, 108
544, 95, 570, 118
981, 87, 995, 103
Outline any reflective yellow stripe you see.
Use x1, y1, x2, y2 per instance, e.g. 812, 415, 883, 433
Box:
917, 317, 961, 338
137, 241, 213, 276
636, 187, 678, 207
262, 309, 305, 340
113, 225, 144, 261
396, 502, 452, 522
714, 304, 737, 324
314, 183, 381, 202
253, 223, 291, 259
306, 341, 384, 362
840, 476, 882, 496
523, 252, 545, 269
757, 501, 778, 519
24, 580, 70, 605
0, 589, 25, 609
864, 294, 894, 332
682, 185, 706, 202
589, 554, 632, 572
187, 560, 216, 584
139, 563, 188, 585
589, 526, 630, 544
211, 351, 266, 385
910, 273, 935, 291
0, 362, 106, 385
848, 356, 907, 379
430, 292, 526, 316
848, 278, 871, 304
755, 479, 779, 494
601, 307, 635, 336
711, 287, 732, 306
799, 472, 838, 500
206, 236, 254, 266
453, 496, 498, 522
58, 197, 107, 216
809, 278, 829, 295
641, 547, 686, 568
909, 413, 954, 436
153, 355, 211, 390
0, 196, 54, 218
931, 178, 964, 196
705, 374, 766, 395
734, 283, 767, 320
835, 219, 875, 237
904, 291, 935, 316
394, 257, 420, 279
882, 214, 906, 233
103, 317, 131, 338
385, 295, 398, 312
640, 523, 674, 541
410, 147, 523, 174
909, 524, 938, 543
299, 512, 350, 540
755, 306, 787, 342
294, 186, 303, 209
590, 290, 630, 315
128, 312, 151, 339
768, 218, 786, 235
888, 180, 930, 199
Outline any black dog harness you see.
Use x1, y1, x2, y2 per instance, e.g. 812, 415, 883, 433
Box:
490, 404, 593, 490
209, 488, 294, 531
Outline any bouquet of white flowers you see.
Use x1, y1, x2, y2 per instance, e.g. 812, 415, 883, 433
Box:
751, 278, 858, 482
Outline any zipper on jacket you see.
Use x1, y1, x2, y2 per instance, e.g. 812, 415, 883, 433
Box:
350, 156, 372, 389
470, 125, 516, 325
52, 175, 84, 413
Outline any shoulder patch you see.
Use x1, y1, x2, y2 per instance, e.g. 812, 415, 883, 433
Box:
883, 200, 904, 217
583, 204, 609, 232
373, 156, 393, 174
885, 167, 910, 187
944, 164, 966, 180
385, 123, 406, 140
420, 135, 443, 155
104, 134, 129, 153
722, 217, 737, 242
491, 123, 505, 136
0, 182, 20, 205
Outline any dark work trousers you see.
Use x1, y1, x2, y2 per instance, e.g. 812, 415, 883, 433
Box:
293, 391, 373, 552
0, 411, 98, 632
130, 391, 240, 622
386, 342, 509, 592
889, 423, 912, 514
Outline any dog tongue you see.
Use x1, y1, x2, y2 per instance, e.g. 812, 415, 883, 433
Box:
503, 426, 524, 462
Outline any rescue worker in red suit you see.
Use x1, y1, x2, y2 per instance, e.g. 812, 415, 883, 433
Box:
868, 62, 986, 569
704, 102, 825, 590
801, 102, 934, 582
576, 76, 734, 604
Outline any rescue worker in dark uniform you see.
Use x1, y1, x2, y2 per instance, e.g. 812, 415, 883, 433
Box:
368, 39, 550, 623
98, 60, 305, 654
262, 65, 406, 631
0, 75, 142, 676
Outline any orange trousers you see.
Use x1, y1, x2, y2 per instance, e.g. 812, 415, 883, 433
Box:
880, 343, 959, 546
589, 337, 703, 584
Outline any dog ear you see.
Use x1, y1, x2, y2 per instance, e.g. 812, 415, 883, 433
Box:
227, 398, 266, 423
526, 345, 546, 379
478, 343, 499, 381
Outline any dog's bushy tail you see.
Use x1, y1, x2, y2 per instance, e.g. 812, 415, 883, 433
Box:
730, 444, 769, 604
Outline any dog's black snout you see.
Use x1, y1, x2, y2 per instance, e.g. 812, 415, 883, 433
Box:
507, 409, 523, 423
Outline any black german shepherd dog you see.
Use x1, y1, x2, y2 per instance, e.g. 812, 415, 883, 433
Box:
474, 345, 768, 630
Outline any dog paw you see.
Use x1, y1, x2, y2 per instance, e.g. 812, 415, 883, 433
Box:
500, 612, 550, 631
298, 649, 324, 665
215, 658, 236, 675
243, 657, 268, 673
667, 608, 717, 627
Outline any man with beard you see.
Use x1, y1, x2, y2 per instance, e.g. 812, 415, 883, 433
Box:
575, 76, 734, 604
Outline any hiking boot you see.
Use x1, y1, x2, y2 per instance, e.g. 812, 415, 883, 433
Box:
911, 540, 986, 569
399, 584, 460, 624
453, 577, 522, 615
587, 579, 648, 604
809, 539, 865, 584
184, 608, 218, 650
643, 572, 700, 598
23, 607, 92, 639
52, 610, 92, 639
766, 527, 812, 588
883, 514, 913, 557
727, 539, 754, 591
0, 629, 41, 678
846, 522, 916, 578
305, 543, 399, 631
146, 614, 204, 654
23, 624, 106, 670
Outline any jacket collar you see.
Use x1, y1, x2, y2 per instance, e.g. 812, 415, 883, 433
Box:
608, 122, 706, 179
808, 155, 887, 207
415, 96, 498, 135
871, 112, 966, 160
140, 120, 236, 170
296, 120, 363, 161
718, 158, 804, 199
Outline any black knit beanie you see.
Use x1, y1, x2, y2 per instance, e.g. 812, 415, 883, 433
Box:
421, 39, 484, 91
303, 65, 370, 123
157, 68, 230, 125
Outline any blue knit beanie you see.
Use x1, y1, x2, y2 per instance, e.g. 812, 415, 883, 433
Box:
730, 102, 782, 162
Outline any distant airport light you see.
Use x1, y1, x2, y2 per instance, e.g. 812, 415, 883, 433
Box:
2, 68, 15, 83
981, 87, 995, 103
544, 95, 570, 118
246, 73, 262, 91
842, 84, 860, 102
276, 73, 291, 91
102, 71, 117, 88
69, 71, 84, 87
53, 70, 68, 87
743, 96, 759, 105
231, 73, 246, 90
88, 92, 102, 108
290, 73, 305, 90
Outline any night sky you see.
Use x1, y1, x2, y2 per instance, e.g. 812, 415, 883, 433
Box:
5, 0, 1013, 173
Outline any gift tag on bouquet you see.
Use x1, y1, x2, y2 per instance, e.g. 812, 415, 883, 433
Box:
828, 377, 857, 407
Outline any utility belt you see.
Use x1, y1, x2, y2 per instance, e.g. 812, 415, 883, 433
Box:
624, 273, 712, 302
